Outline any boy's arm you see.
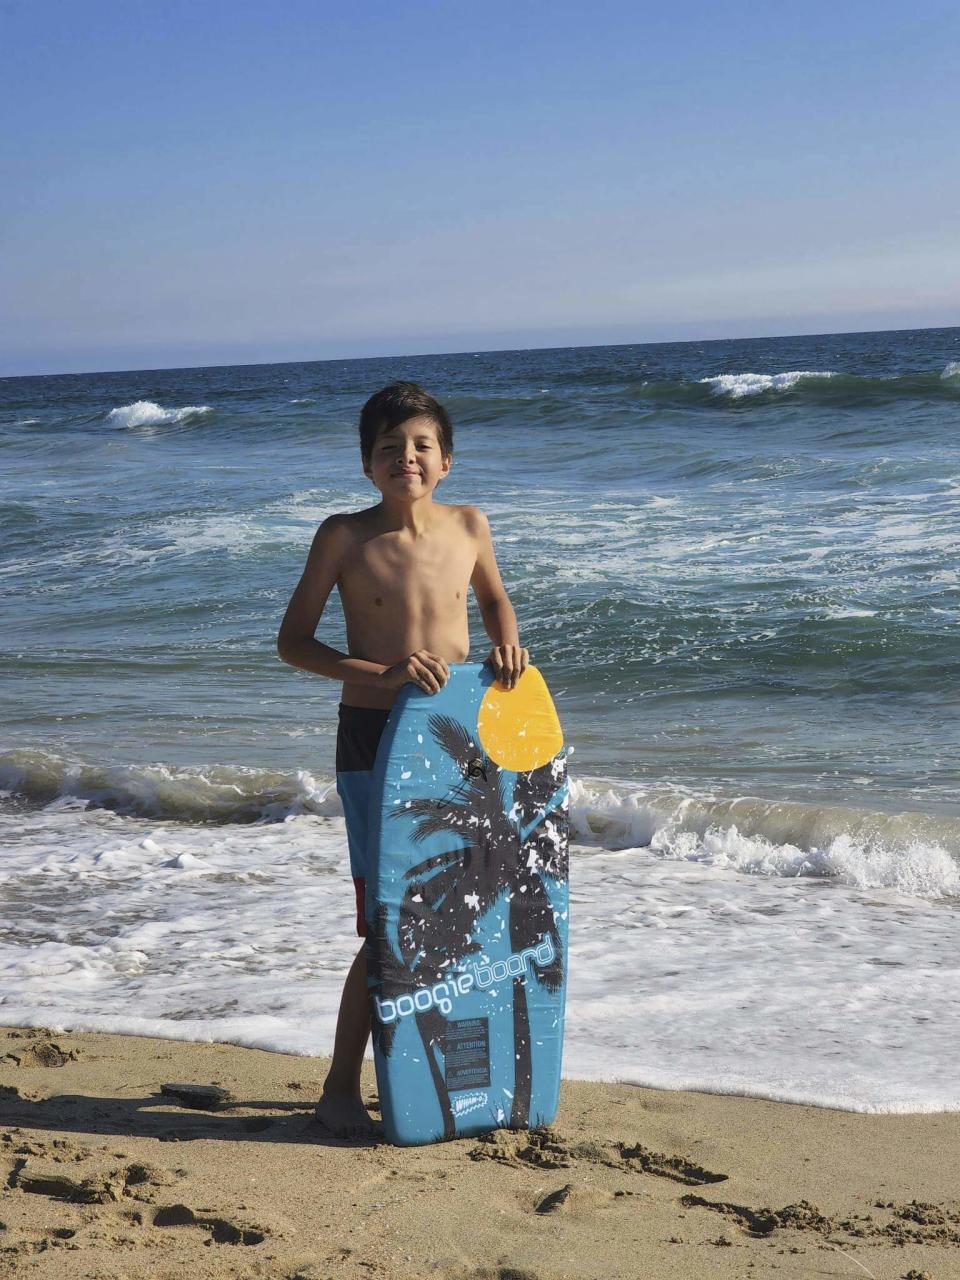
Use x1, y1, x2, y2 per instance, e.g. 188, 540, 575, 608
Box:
276, 516, 386, 688
467, 507, 528, 690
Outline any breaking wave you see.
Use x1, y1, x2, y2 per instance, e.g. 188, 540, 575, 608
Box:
106, 400, 213, 428
2, 749, 958, 899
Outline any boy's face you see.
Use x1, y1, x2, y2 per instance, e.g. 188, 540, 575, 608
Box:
363, 415, 451, 498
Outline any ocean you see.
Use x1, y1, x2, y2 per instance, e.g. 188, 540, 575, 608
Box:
2, 325, 958, 1113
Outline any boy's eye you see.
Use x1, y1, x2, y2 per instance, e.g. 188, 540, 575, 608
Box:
376, 438, 435, 453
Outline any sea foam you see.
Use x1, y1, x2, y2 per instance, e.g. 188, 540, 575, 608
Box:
2, 748, 958, 899
106, 400, 213, 428
698, 370, 837, 398
0, 793, 957, 1112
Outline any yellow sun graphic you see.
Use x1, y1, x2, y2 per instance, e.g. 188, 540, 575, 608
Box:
476, 666, 563, 771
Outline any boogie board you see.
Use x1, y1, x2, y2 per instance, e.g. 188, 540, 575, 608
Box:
364, 662, 569, 1147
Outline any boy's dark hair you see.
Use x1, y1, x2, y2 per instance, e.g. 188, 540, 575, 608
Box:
359, 381, 453, 460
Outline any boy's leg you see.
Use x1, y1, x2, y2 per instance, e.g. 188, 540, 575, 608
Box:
323, 941, 370, 1096
314, 704, 390, 1139
315, 941, 381, 1137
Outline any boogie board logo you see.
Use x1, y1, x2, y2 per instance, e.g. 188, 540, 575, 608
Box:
452, 1091, 489, 1117
373, 934, 555, 1025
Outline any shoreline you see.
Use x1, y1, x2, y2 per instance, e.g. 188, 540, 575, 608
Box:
2, 1024, 958, 1279
3, 1014, 956, 1119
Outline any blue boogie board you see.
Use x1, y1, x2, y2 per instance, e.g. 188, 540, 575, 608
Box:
364, 662, 569, 1146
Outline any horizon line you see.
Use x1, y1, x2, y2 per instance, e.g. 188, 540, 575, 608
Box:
3, 320, 958, 382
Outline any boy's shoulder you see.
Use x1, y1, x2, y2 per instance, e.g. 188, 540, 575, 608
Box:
431, 503, 492, 540
313, 506, 380, 539
448, 502, 490, 532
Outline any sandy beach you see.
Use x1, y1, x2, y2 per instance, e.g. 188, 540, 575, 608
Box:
1, 1025, 957, 1279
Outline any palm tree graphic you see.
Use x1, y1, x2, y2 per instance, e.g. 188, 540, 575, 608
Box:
364, 899, 457, 1136
370, 712, 567, 1136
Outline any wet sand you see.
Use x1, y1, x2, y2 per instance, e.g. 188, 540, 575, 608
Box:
1, 1024, 958, 1279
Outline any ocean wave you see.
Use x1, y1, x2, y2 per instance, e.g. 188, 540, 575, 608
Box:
698, 370, 836, 398
443, 391, 571, 423
569, 779, 960, 899
0, 750, 340, 824
621, 366, 960, 408
105, 400, 214, 428
2, 749, 957, 899
60, 365, 960, 435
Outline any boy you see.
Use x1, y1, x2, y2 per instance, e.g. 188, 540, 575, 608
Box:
276, 380, 529, 1139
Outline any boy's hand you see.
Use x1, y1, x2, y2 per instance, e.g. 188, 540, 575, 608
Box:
488, 645, 528, 690
379, 650, 450, 694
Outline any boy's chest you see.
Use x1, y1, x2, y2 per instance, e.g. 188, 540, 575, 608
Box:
339, 530, 476, 601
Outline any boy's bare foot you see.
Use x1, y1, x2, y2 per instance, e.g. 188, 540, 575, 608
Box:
314, 1089, 383, 1139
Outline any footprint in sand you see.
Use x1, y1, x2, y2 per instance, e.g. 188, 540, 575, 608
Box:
3, 1040, 79, 1068
11, 1155, 179, 1204
152, 1202, 268, 1245
680, 1192, 960, 1248
534, 1184, 574, 1214
615, 1140, 727, 1185
468, 1125, 728, 1187
468, 1126, 573, 1169
11, 1161, 123, 1204
447, 1269, 543, 1280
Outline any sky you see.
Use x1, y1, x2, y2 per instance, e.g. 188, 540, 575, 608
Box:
2, 0, 958, 375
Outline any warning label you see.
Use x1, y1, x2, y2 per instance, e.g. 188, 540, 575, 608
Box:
444, 1017, 491, 1091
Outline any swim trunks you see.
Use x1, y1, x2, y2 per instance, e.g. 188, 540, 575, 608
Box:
335, 702, 392, 938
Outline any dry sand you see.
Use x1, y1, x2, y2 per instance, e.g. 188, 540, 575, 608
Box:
1, 1023, 958, 1280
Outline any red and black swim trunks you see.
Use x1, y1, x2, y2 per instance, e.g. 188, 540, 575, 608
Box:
335, 703, 392, 938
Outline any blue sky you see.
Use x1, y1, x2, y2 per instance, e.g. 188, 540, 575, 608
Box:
2, 0, 957, 374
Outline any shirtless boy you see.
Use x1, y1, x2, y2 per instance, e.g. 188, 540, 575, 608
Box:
276, 380, 529, 1139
